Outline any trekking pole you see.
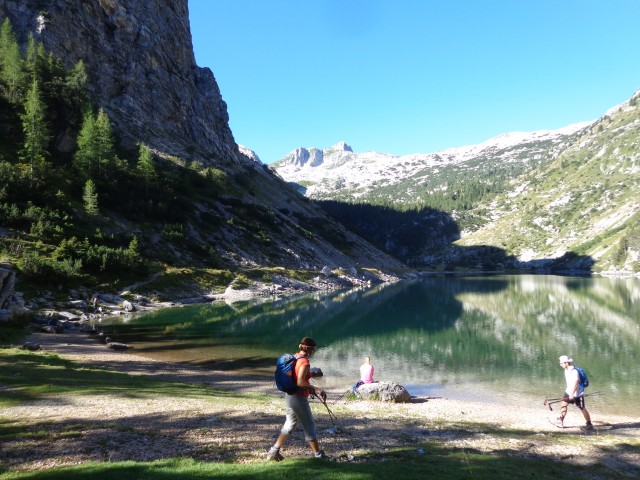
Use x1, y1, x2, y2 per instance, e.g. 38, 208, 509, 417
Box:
544, 392, 603, 411
313, 393, 350, 435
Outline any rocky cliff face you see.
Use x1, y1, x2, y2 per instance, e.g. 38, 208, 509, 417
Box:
1, 0, 238, 165
0, 0, 406, 274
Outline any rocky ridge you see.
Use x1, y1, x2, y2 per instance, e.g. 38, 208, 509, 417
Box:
0, 0, 407, 297
1, 0, 237, 165
272, 124, 589, 203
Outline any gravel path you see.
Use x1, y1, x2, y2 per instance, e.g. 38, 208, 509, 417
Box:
2, 332, 639, 475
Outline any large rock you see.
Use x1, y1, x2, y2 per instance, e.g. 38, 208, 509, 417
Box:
356, 381, 411, 403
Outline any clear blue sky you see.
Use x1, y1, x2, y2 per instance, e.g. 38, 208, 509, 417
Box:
188, 0, 640, 164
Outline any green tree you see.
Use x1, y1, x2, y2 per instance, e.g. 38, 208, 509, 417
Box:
74, 108, 115, 178
94, 108, 115, 176
64, 59, 89, 108
24, 33, 47, 84
82, 179, 99, 215
136, 143, 156, 195
0, 18, 25, 104
20, 78, 49, 181
74, 108, 96, 175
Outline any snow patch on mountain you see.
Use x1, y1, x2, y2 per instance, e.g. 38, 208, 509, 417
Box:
272, 122, 593, 200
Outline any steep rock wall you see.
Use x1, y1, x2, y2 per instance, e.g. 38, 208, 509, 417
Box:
0, 0, 239, 165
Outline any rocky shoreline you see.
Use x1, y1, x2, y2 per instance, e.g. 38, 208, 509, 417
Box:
2, 329, 639, 475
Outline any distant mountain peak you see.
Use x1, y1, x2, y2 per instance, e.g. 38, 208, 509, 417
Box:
328, 141, 353, 152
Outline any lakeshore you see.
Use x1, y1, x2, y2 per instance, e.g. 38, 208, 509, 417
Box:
1, 330, 639, 476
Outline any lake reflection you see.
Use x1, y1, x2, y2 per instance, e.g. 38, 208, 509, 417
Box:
101, 275, 640, 416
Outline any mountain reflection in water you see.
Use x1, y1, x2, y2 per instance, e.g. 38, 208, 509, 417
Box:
100, 275, 640, 416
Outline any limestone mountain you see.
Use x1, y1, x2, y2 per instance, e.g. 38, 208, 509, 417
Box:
273, 91, 640, 273
0, 0, 404, 279
456, 91, 640, 274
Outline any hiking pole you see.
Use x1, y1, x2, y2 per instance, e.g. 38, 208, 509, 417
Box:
544, 392, 603, 411
313, 393, 350, 435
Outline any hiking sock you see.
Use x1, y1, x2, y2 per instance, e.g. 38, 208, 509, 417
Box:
267, 446, 283, 461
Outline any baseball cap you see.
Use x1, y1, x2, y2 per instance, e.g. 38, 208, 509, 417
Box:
558, 355, 573, 364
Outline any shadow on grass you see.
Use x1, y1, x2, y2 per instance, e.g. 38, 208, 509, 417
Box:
2, 351, 639, 479
0, 349, 249, 406
1, 440, 637, 480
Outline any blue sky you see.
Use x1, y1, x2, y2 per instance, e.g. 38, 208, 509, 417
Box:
189, 1, 640, 164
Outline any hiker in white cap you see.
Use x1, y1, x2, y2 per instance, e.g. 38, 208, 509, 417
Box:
558, 355, 593, 430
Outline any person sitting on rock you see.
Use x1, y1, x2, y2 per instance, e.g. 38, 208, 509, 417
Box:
352, 355, 375, 393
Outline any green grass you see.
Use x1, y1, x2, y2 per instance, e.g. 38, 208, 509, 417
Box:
0, 446, 620, 480
0, 349, 258, 408
1, 349, 636, 479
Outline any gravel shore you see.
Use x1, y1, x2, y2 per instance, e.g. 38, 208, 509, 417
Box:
2, 331, 639, 474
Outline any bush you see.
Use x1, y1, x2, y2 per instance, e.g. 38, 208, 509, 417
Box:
19, 251, 85, 285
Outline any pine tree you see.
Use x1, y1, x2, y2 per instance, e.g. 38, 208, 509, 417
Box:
20, 78, 49, 181
25, 33, 47, 83
64, 59, 89, 107
74, 108, 116, 179
0, 19, 25, 104
136, 143, 156, 196
94, 108, 115, 176
0, 17, 12, 61
74, 108, 97, 176
82, 179, 99, 215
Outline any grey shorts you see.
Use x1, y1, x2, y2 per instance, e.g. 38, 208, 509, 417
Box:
281, 394, 317, 441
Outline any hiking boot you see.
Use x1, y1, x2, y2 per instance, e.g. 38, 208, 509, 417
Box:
314, 450, 327, 459
267, 447, 284, 462
581, 422, 594, 432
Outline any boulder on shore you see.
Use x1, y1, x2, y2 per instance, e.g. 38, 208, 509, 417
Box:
356, 381, 411, 403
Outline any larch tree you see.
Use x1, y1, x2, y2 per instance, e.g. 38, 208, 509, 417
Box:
73, 108, 97, 176
74, 108, 116, 179
0, 18, 25, 104
94, 108, 115, 177
82, 178, 99, 215
136, 143, 156, 196
20, 78, 49, 181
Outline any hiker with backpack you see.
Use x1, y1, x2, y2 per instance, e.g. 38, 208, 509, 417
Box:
268, 337, 327, 461
558, 354, 593, 430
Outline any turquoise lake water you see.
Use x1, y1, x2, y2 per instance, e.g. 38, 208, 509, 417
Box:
100, 275, 640, 417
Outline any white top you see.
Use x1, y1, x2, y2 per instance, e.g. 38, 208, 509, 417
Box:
564, 365, 581, 397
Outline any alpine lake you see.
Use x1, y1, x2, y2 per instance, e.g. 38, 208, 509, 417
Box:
99, 275, 640, 417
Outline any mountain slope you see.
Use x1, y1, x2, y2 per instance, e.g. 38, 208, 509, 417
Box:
0, 0, 405, 289
273, 90, 640, 273
272, 123, 589, 208
456, 91, 640, 273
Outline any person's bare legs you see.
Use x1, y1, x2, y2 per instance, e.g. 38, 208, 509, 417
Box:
559, 401, 568, 425
274, 432, 288, 448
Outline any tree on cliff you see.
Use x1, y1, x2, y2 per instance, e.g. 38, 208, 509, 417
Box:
136, 143, 157, 197
0, 18, 25, 104
74, 108, 116, 179
19, 78, 49, 182
82, 179, 99, 215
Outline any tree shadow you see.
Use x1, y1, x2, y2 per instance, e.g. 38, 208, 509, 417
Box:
316, 200, 594, 273
2, 405, 638, 479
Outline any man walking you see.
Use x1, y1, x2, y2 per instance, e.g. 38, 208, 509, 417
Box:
268, 337, 327, 461
558, 354, 593, 430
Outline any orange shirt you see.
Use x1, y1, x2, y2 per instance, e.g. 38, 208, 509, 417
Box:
294, 355, 311, 397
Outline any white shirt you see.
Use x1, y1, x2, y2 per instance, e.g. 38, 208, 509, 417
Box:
564, 365, 581, 397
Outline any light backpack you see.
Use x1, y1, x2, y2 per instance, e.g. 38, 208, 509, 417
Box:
575, 366, 589, 389
274, 353, 303, 394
